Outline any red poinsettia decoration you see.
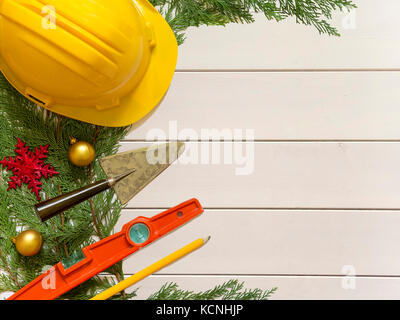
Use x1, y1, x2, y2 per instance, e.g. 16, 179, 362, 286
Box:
0, 138, 59, 200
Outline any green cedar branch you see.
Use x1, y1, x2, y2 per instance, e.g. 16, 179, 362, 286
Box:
150, 0, 357, 44
147, 280, 278, 300
0, 76, 130, 298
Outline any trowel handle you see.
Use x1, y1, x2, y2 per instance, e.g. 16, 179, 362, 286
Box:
35, 179, 110, 222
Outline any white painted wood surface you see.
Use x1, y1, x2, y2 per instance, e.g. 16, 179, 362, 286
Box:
120, 0, 400, 299
177, 0, 400, 70
128, 276, 400, 300
128, 72, 400, 141
119, 209, 400, 275
120, 142, 400, 209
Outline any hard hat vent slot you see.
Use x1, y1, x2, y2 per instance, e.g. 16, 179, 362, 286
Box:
25, 89, 51, 107
28, 95, 45, 106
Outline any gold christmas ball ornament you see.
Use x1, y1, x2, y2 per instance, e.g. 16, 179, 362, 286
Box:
11, 230, 43, 257
68, 137, 95, 167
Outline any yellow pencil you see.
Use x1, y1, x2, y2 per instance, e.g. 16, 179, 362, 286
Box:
90, 236, 211, 300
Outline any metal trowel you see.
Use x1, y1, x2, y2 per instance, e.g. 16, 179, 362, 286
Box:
35, 142, 185, 222
99, 142, 185, 205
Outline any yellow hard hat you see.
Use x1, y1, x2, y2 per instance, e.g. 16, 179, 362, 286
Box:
0, 0, 178, 127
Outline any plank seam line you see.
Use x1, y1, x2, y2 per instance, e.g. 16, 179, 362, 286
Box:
175, 68, 400, 73
121, 140, 400, 143
116, 274, 400, 279
124, 207, 400, 212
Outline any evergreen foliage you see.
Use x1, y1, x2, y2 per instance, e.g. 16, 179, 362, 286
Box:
0, 0, 355, 299
148, 280, 278, 300
150, 0, 356, 44
0, 77, 130, 298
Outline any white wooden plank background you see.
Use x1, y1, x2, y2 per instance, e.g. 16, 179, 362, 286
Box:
120, 142, 400, 209
118, 209, 400, 275
128, 72, 400, 141
177, 0, 400, 70
120, 0, 400, 299
128, 276, 400, 300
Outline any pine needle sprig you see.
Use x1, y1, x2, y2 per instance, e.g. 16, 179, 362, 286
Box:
147, 280, 277, 300
0, 75, 131, 297
150, 0, 356, 44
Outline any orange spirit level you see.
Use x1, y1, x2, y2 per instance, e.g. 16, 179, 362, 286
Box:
8, 199, 203, 300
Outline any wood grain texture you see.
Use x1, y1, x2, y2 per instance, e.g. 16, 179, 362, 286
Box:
176, 0, 400, 70
127, 72, 400, 141
117, 0, 400, 299
118, 209, 400, 276
119, 142, 400, 209
126, 275, 400, 300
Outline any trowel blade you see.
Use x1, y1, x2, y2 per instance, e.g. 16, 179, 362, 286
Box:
99, 142, 185, 204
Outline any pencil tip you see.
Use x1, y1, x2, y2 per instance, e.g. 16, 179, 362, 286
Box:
203, 236, 211, 244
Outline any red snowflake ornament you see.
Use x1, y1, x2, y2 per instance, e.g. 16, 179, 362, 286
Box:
0, 138, 59, 200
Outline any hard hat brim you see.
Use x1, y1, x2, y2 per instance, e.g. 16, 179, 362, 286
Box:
39, 1, 178, 128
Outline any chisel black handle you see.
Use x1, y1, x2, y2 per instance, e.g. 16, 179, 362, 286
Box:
35, 180, 110, 222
